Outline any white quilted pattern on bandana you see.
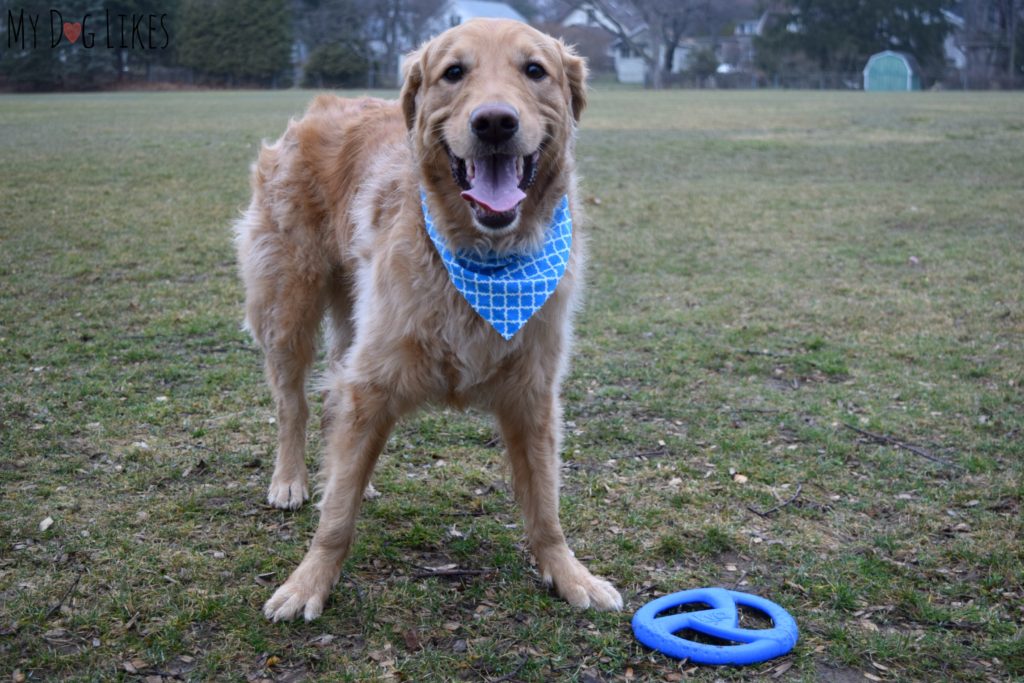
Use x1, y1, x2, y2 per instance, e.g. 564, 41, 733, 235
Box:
421, 194, 572, 340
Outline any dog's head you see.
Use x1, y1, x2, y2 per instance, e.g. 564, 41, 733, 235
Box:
401, 19, 587, 246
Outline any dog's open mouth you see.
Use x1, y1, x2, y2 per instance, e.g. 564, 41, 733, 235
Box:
445, 144, 540, 229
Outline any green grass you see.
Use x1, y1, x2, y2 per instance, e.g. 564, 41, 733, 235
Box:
1, 88, 1022, 682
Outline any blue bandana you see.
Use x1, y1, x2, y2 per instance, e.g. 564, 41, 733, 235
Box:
421, 194, 573, 340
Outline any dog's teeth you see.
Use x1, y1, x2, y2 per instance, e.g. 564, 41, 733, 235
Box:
516, 156, 524, 181
467, 158, 475, 181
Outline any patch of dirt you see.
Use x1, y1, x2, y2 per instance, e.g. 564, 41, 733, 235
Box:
812, 662, 872, 683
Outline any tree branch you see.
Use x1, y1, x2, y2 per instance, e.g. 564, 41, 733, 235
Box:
747, 484, 803, 518
842, 423, 962, 470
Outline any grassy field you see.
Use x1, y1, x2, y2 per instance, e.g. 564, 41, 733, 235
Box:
1, 88, 1022, 682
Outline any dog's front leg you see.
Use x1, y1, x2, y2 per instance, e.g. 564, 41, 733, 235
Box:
497, 391, 623, 611
263, 382, 396, 622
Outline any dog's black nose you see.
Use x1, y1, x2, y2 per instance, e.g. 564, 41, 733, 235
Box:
470, 103, 519, 146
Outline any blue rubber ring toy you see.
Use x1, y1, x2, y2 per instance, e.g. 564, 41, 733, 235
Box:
632, 587, 798, 666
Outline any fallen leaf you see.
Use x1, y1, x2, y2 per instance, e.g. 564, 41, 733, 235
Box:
859, 619, 879, 632
307, 634, 335, 647
771, 660, 793, 678
255, 572, 276, 586
403, 628, 422, 651
123, 658, 148, 674
164, 656, 197, 676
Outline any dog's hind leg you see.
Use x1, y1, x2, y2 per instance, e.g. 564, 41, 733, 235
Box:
237, 215, 328, 510
320, 281, 378, 501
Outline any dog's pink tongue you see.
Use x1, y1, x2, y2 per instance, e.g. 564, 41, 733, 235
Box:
461, 154, 525, 213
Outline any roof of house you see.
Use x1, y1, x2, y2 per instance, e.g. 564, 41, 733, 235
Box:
453, 0, 526, 23
560, 1, 645, 35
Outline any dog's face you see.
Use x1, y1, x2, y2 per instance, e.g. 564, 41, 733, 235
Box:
401, 19, 586, 237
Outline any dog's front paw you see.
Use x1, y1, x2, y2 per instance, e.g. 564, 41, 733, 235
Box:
263, 559, 337, 622
267, 471, 309, 510
543, 556, 623, 611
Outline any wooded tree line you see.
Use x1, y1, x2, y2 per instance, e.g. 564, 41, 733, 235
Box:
0, 0, 461, 90
587, 0, 1022, 88
2, 0, 1021, 90
754, 0, 1023, 87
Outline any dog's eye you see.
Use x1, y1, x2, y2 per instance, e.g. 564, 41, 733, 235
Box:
442, 64, 464, 83
524, 62, 546, 80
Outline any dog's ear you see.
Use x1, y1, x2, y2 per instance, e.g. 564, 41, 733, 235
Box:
559, 41, 588, 123
400, 47, 425, 131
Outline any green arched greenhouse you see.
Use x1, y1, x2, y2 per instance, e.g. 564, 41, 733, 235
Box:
863, 51, 922, 91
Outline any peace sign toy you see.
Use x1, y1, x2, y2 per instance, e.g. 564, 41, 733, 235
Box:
631, 587, 798, 666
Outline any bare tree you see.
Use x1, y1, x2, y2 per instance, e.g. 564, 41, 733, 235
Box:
961, 0, 1024, 86
360, 0, 445, 86
994, 0, 1020, 82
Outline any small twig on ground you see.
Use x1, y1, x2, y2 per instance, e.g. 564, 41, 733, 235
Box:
731, 570, 749, 591
412, 567, 493, 579
842, 423, 962, 470
45, 571, 83, 618
488, 655, 529, 683
747, 484, 803, 518
632, 446, 670, 459
737, 348, 789, 358
440, 509, 488, 517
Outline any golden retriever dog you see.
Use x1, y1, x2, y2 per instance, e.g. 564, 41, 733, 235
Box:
234, 18, 622, 621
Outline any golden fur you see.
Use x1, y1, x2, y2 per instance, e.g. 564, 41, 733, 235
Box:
234, 19, 622, 621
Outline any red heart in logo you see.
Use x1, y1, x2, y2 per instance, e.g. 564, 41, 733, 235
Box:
63, 22, 82, 44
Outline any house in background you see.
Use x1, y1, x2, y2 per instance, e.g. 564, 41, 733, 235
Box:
434, 0, 526, 30
558, 1, 693, 84
718, 15, 766, 75
558, 1, 765, 85
396, 0, 526, 83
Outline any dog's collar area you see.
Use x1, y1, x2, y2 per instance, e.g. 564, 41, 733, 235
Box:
420, 191, 572, 340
